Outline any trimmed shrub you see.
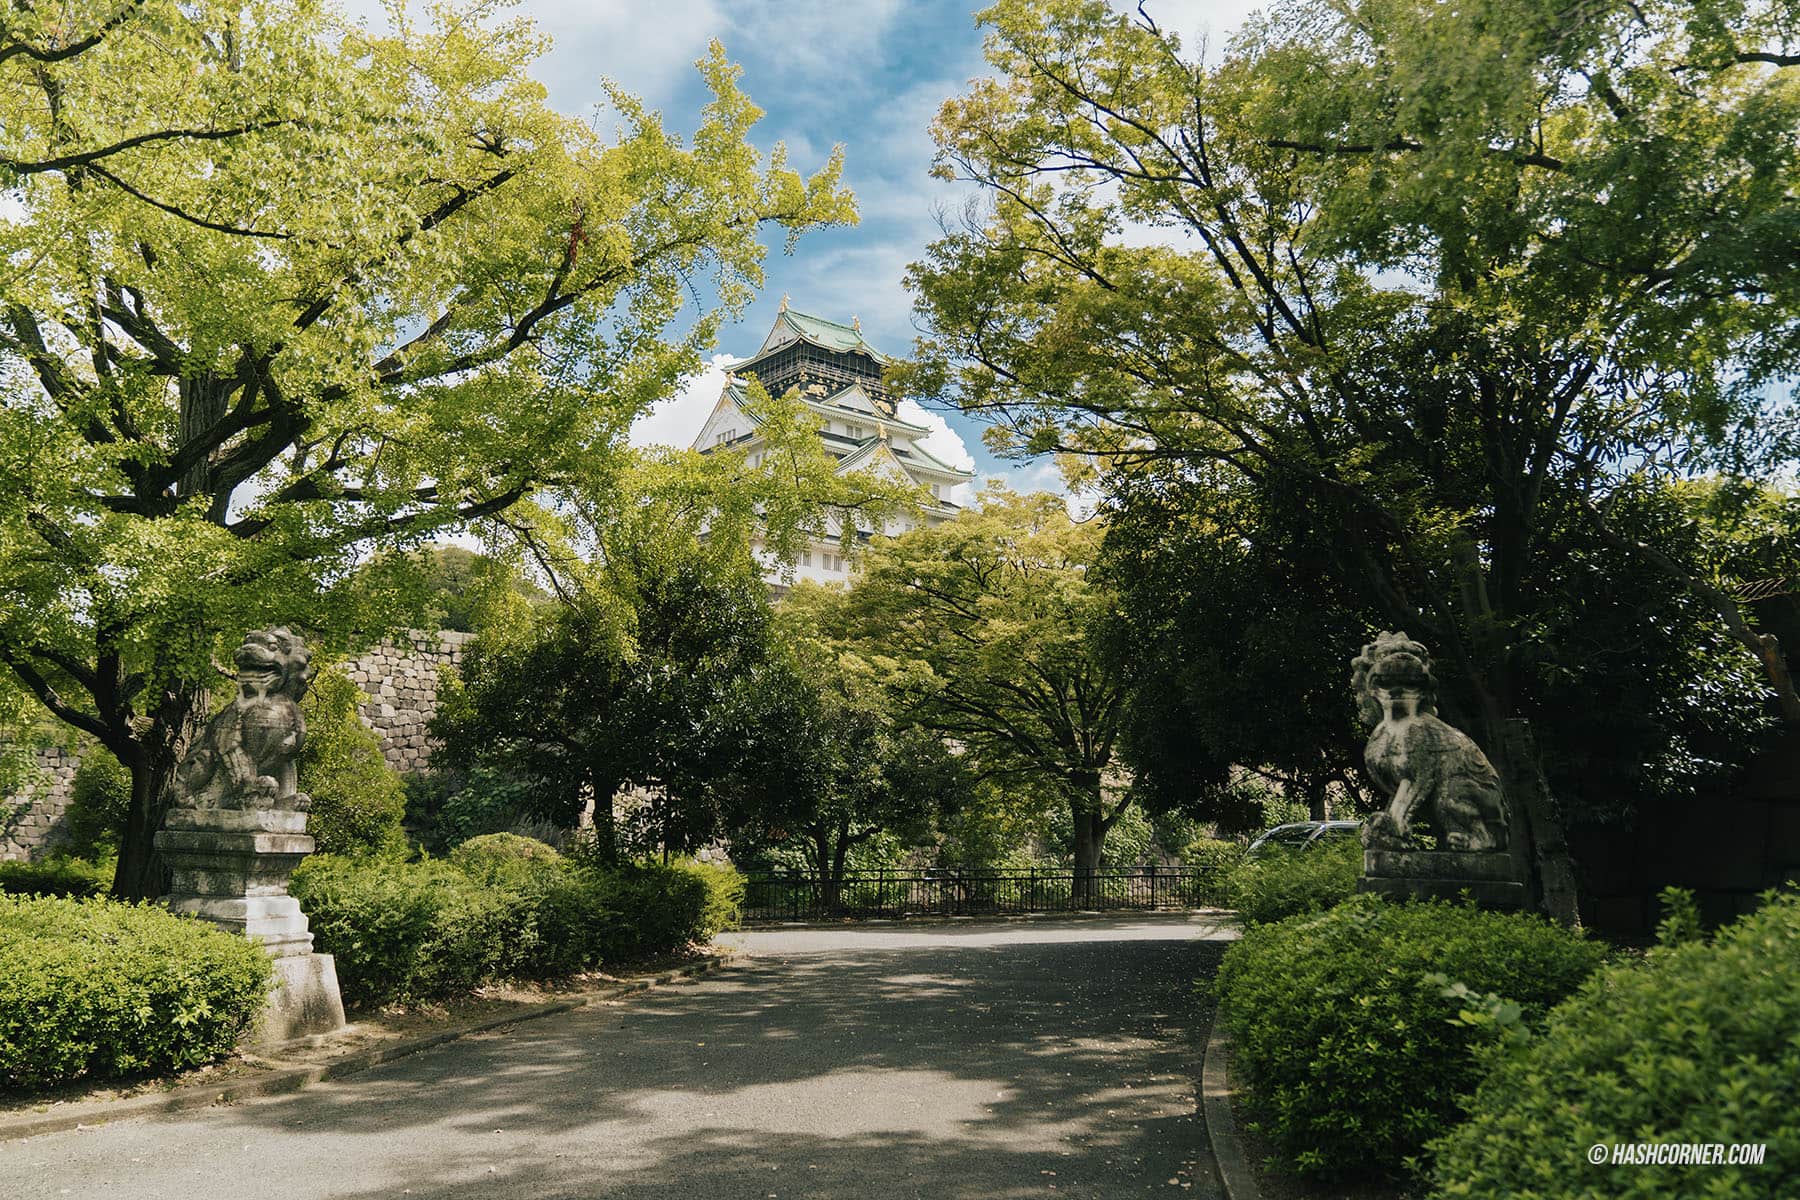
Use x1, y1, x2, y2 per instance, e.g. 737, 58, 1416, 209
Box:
291, 854, 744, 1008
0, 856, 113, 899
1225, 837, 1360, 925
290, 857, 521, 1006
1215, 895, 1608, 1180
298, 667, 408, 857
588, 860, 744, 960
1429, 889, 1800, 1198
448, 833, 562, 879
0, 895, 272, 1088
62, 750, 131, 859
1182, 836, 1246, 874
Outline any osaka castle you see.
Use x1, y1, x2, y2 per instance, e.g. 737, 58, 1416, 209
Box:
692, 300, 975, 589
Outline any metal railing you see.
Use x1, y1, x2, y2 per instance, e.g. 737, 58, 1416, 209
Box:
740, 865, 1224, 923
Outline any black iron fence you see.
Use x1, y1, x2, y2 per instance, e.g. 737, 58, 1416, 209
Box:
740, 865, 1225, 923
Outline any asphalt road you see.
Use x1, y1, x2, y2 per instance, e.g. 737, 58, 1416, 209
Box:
2, 913, 1234, 1200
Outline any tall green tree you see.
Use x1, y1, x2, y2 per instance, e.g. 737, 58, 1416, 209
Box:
742, 611, 971, 910
432, 538, 782, 860
803, 489, 1129, 881
899, 0, 1800, 905
1097, 465, 1370, 825
0, 1, 853, 896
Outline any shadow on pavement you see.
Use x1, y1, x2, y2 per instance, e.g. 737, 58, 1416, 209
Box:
20, 929, 1232, 1199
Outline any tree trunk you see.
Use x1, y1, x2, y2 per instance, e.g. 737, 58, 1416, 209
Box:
1070, 769, 1107, 907
111, 685, 206, 900
1496, 720, 1583, 927
810, 830, 844, 914
1302, 776, 1328, 821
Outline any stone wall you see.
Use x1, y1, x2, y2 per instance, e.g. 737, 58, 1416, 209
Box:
0, 746, 80, 861
340, 630, 474, 775
0, 630, 473, 861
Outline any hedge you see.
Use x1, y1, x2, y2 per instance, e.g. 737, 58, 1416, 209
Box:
0, 856, 113, 899
1214, 894, 1608, 1181
1224, 836, 1360, 925
1429, 889, 1800, 1199
291, 853, 743, 1008
0, 895, 272, 1088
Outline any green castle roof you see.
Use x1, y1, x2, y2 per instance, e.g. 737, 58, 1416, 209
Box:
772, 308, 890, 363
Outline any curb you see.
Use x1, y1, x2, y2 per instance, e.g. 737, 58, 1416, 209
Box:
1201, 1016, 1261, 1200
0, 952, 742, 1142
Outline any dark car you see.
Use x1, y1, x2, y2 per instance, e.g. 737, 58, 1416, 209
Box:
1245, 819, 1362, 859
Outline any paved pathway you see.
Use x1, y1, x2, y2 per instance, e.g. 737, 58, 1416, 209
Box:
2, 913, 1233, 1200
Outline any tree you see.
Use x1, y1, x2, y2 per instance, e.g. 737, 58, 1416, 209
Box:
431, 543, 780, 860
408, 546, 549, 633
0, 0, 853, 897
1097, 464, 1369, 825
1, 0, 342, 185
740, 615, 971, 911
803, 489, 1129, 885
296, 666, 407, 857
898, 0, 1799, 909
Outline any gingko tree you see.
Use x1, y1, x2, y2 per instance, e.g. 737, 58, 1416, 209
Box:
0, 0, 854, 896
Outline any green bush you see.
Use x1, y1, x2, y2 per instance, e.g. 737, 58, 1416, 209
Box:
403, 765, 540, 853
298, 667, 408, 857
291, 854, 744, 1007
1225, 837, 1360, 925
1429, 889, 1800, 1199
0, 856, 114, 899
587, 859, 744, 959
448, 832, 562, 879
291, 856, 519, 1006
1215, 895, 1609, 1180
0, 895, 271, 1088
1182, 836, 1247, 874
62, 750, 131, 859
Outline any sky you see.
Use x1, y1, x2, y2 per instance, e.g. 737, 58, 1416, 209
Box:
346, 0, 1266, 497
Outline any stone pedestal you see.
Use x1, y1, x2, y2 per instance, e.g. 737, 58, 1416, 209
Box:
1358, 848, 1530, 909
155, 804, 346, 1047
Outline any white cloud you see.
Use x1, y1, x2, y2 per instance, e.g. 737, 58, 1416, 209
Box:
1120, 0, 1268, 59
629, 353, 738, 449
896, 398, 980, 503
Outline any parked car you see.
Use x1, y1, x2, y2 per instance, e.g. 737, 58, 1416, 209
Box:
1245, 820, 1362, 859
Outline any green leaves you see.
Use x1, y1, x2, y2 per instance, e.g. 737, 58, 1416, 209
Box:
1215, 895, 1608, 1181
0, 894, 272, 1087
0, 0, 855, 891
1429, 889, 1800, 1198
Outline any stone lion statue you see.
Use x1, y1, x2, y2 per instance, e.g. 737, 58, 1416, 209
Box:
1353, 631, 1507, 852
175, 628, 313, 810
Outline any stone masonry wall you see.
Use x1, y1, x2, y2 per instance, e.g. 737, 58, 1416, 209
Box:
340, 630, 474, 775
0, 746, 79, 861
0, 630, 472, 861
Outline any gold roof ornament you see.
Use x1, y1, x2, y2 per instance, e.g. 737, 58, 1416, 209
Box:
778, 293, 790, 313
851, 314, 861, 332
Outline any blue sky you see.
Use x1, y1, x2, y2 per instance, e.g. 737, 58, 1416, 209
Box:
350, 1, 1264, 492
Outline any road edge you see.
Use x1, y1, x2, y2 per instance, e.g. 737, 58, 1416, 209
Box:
1201, 1015, 1262, 1200
0, 951, 742, 1142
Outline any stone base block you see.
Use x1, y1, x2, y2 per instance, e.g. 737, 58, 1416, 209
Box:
1363, 848, 1524, 881
167, 892, 315, 957
254, 953, 347, 1048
